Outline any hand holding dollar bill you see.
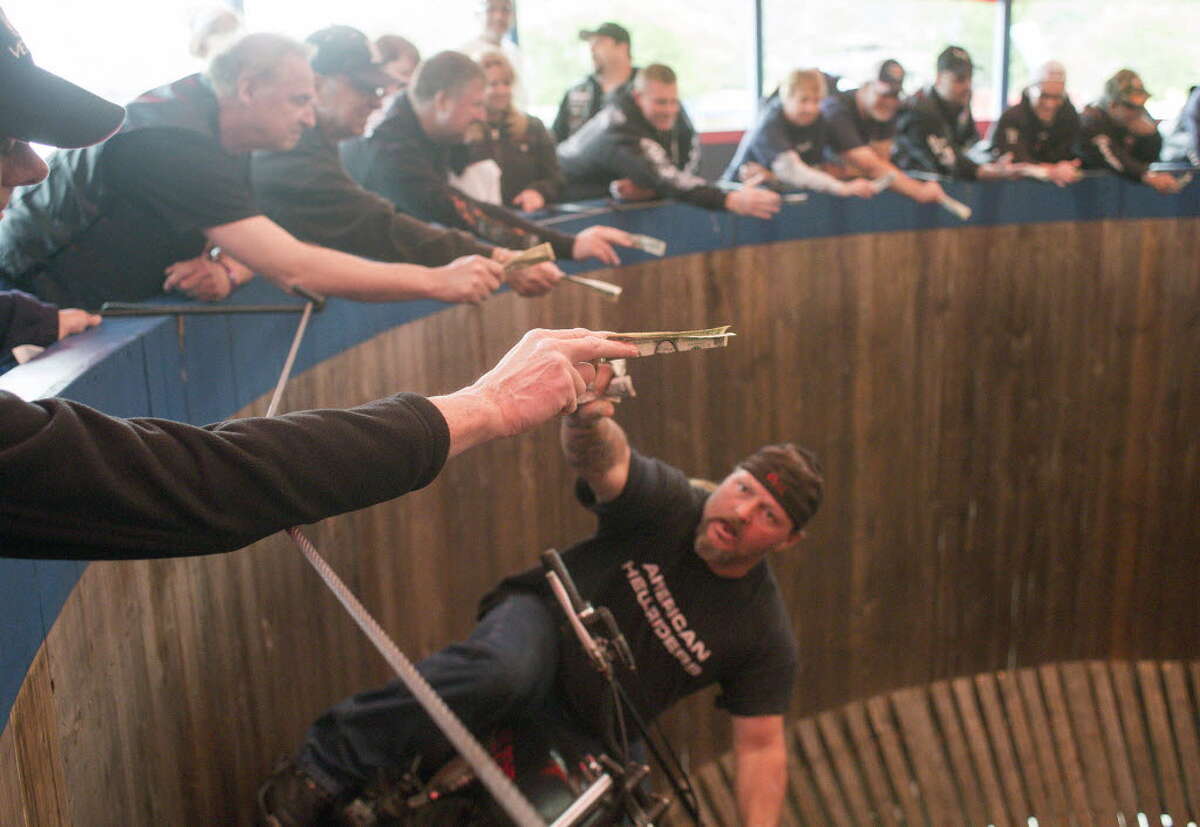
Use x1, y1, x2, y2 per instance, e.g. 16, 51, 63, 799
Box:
503, 242, 623, 301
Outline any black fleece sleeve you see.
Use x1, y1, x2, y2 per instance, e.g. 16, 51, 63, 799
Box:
0, 391, 449, 559
0, 290, 58, 351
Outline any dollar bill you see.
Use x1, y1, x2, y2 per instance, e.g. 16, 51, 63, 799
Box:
607, 326, 735, 357
565, 275, 622, 302
502, 241, 555, 273
1021, 165, 1051, 182
629, 233, 667, 256
869, 171, 897, 193
782, 193, 809, 204
938, 195, 972, 221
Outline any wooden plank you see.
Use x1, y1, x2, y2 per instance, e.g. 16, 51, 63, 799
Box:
866, 695, 926, 827
794, 717, 854, 825
1161, 661, 1200, 818
928, 681, 988, 823
1060, 661, 1118, 817
690, 758, 733, 827
997, 669, 1053, 818
785, 725, 833, 827
816, 710, 875, 825
891, 686, 962, 822
694, 751, 741, 827
975, 672, 1031, 819
1108, 660, 1163, 813
1036, 663, 1093, 819
8, 650, 66, 826
949, 676, 1011, 825
842, 702, 902, 827
1086, 661, 1140, 820
1137, 660, 1189, 818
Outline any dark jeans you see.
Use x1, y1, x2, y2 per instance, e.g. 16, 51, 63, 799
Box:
299, 593, 562, 797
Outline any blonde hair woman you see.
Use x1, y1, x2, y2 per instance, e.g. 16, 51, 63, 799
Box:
467, 50, 564, 211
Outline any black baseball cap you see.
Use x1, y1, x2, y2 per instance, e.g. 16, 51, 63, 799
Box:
0, 8, 124, 147
579, 22, 631, 46
306, 25, 393, 93
937, 46, 974, 78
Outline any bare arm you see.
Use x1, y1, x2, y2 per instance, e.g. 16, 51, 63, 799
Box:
206, 216, 499, 304
559, 363, 632, 502
732, 714, 788, 827
841, 146, 945, 203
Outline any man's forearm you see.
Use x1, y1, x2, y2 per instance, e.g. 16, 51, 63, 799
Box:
208, 217, 442, 303
561, 416, 627, 477
736, 747, 787, 826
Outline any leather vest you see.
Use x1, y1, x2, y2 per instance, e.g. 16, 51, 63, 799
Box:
0, 75, 221, 296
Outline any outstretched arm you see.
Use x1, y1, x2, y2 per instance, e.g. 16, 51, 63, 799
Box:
732, 714, 788, 826
559, 362, 632, 503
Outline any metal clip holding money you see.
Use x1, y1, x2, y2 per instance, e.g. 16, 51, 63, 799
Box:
503, 242, 622, 302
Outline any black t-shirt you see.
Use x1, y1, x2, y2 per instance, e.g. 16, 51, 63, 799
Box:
723, 95, 831, 180
484, 452, 798, 734
821, 89, 897, 154
22, 128, 259, 309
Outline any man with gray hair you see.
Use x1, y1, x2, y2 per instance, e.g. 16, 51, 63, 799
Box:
0, 33, 503, 310
981, 60, 1081, 186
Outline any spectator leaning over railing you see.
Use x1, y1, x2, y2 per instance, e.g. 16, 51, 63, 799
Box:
979, 60, 1082, 186
552, 22, 638, 143
1079, 69, 1183, 194
1160, 84, 1199, 168
893, 46, 1024, 182
342, 51, 632, 267
0, 32, 506, 309
251, 27, 561, 299
722, 69, 877, 198
820, 59, 946, 205
466, 50, 565, 213
0, 5, 644, 561
556, 63, 781, 219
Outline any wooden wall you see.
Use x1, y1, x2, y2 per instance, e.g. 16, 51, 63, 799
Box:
3, 218, 1198, 825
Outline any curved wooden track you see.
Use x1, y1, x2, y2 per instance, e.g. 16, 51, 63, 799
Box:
3, 213, 1199, 825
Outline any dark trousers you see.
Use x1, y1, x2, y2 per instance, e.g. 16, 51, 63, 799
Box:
299, 593, 562, 796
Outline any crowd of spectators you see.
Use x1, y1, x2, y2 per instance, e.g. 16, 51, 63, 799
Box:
1, 6, 1196, 365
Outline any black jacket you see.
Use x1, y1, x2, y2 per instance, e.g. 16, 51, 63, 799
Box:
984, 90, 1081, 164
1078, 103, 1163, 181
0, 391, 448, 560
0, 75, 258, 309
556, 93, 725, 209
467, 113, 565, 205
252, 127, 491, 264
893, 86, 981, 179
341, 94, 575, 258
551, 70, 638, 143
